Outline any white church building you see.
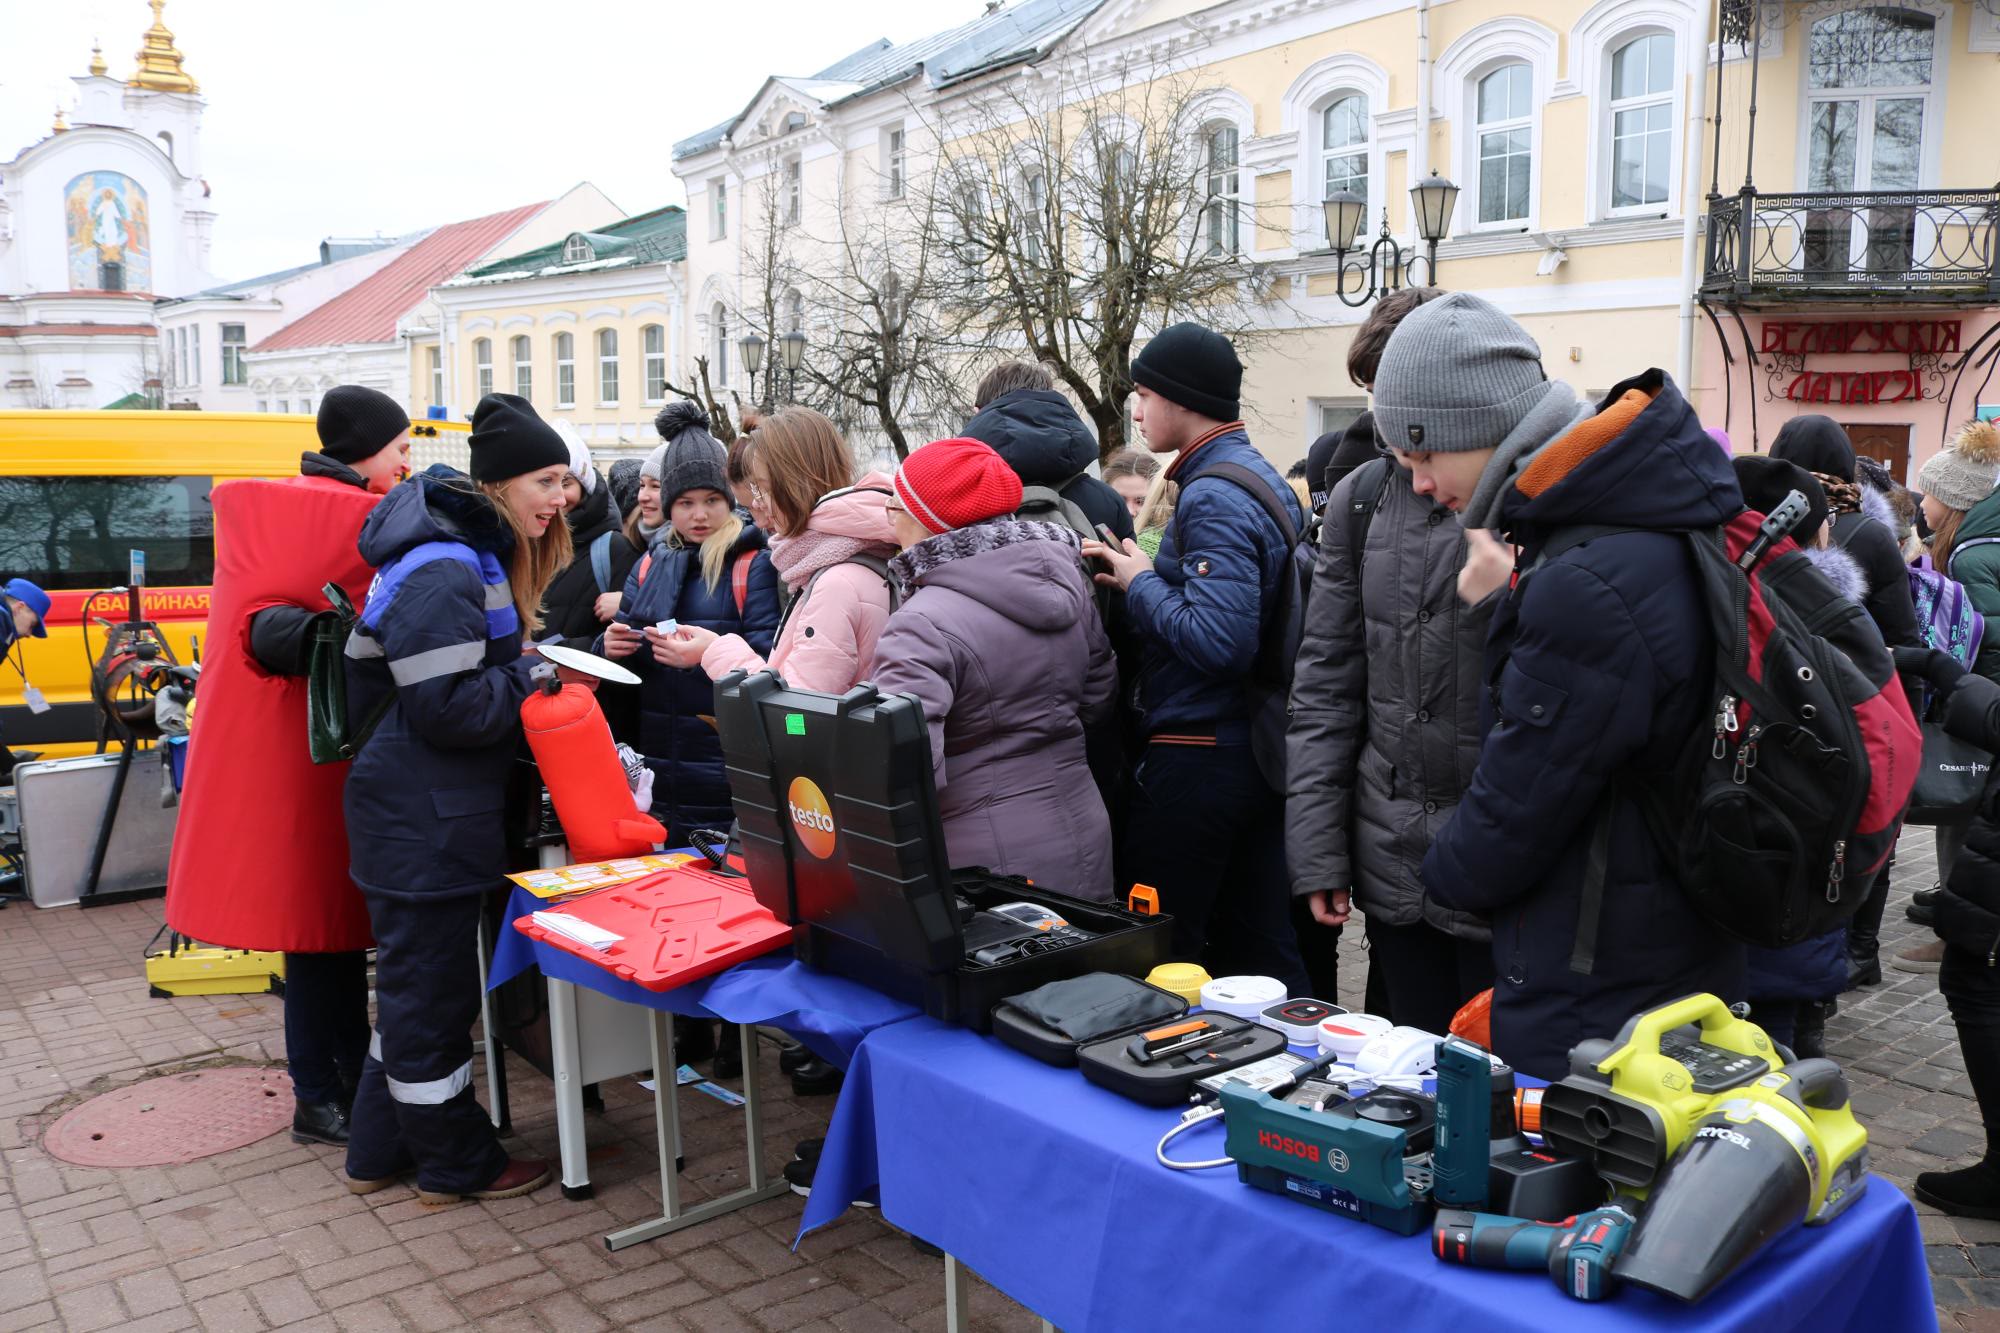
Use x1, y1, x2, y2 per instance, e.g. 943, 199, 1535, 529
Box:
0, 2, 217, 407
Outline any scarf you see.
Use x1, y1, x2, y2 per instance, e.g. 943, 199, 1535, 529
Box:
1460, 381, 1590, 531
769, 528, 891, 592
1811, 471, 1862, 516
887, 518, 1080, 599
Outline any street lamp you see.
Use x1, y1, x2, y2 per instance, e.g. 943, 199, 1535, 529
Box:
738, 331, 766, 406
779, 330, 807, 404
1322, 171, 1461, 306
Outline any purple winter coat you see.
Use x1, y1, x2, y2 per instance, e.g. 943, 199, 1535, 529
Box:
872, 519, 1117, 900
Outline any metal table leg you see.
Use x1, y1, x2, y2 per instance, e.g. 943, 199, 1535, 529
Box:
547, 975, 593, 1200
944, 1253, 970, 1333
473, 913, 508, 1134
605, 1015, 789, 1250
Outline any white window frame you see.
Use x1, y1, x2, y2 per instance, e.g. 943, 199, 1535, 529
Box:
512, 334, 532, 400
554, 332, 575, 408
191, 327, 201, 387
1566, 1, 1698, 225
1313, 396, 1369, 442
474, 337, 493, 398
427, 346, 442, 408
1436, 18, 1558, 237
642, 324, 666, 404
1020, 168, 1048, 264
783, 156, 802, 226
221, 323, 245, 386
711, 304, 730, 387
1603, 32, 1677, 218
883, 125, 906, 201
256, 399, 267, 413
1203, 122, 1242, 257
1318, 93, 1373, 222
1794, 3, 1949, 196
1473, 62, 1535, 229
562, 235, 594, 264
278, 399, 290, 415
596, 328, 619, 406
710, 177, 728, 240
784, 288, 804, 335
1281, 54, 1390, 254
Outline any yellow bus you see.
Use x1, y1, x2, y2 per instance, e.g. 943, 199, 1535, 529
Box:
0, 410, 469, 759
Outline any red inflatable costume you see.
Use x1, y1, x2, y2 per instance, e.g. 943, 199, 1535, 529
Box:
164, 474, 379, 952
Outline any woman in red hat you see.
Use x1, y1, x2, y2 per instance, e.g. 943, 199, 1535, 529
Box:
871, 436, 1116, 900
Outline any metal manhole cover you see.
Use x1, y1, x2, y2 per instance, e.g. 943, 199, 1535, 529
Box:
44, 1067, 292, 1167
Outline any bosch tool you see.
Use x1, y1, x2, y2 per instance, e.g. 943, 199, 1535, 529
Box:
1615, 1058, 1869, 1303
1218, 1079, 1439, 1235
1431, 1036, 1491, 1208
1433, 1206, 1637, 1301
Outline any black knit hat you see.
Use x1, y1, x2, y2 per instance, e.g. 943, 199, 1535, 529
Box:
316, 385, 410, 464
1132, 321, 1243, 422
1733, 455, 1829, 546
467, 393, 570, 483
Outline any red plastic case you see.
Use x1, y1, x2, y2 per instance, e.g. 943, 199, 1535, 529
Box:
512, 859, 793, 991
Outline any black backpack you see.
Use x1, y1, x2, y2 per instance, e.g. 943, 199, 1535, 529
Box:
1534, 492, 1921, 962
1019, 472, 1114, 623
1197, 462, 1308, 792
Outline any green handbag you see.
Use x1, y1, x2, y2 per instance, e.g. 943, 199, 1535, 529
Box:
306, 582, 392, 764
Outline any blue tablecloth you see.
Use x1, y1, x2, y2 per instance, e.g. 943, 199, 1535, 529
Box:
799, 1017, 1938, 1333
487, 885, 919, 1067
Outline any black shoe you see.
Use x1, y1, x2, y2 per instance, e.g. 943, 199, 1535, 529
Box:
1914, 887, 1941, 909
675, 1017, 717, 1065
779, 1043, 813, 1076
1792, 1000, 1834, 1060
1908, 899, 1937, 926
911, 1237, 944, 1256
291, 1099, 351, 1146
782, 1155, 816, 1198
1844, 949, 1882, 990
794, 1137, 824, 1164
713, 1023, 743, 1080
790, 1056, 843, 1097
1916, 1162, 2000, 1220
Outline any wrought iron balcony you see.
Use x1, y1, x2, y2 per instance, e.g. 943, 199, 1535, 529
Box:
1701, 186, 2000, 305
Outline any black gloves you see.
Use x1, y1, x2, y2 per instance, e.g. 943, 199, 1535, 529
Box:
1894, 645, 1967, 694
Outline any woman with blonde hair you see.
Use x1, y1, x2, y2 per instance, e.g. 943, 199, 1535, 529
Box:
601, 401, 780, 842
340, 392, 578, 1205
652, 406, 897, 694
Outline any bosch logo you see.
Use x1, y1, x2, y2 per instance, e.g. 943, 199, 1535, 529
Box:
1695, 1126, 1753, 1149
1327, 1148, 1349, 1173
1256, 1130, 1322, 1165
786, 777, 838, 860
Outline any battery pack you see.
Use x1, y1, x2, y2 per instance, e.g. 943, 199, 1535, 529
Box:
146, 945, 286, 998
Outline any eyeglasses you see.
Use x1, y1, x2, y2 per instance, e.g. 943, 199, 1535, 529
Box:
747, 482, 767, 503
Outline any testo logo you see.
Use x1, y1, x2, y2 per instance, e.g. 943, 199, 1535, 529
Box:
787, 777, 837, 859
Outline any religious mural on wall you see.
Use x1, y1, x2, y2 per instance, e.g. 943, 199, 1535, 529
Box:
64, 172, 151, 293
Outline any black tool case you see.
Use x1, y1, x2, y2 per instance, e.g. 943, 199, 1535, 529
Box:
990, 975, 1190, 1066
1076, 1013, 1291, 1106
715, 670, 1173, 1030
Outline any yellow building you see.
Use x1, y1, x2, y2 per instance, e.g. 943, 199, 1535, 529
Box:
672, 0, 2000, 476
428, 206, 686, 455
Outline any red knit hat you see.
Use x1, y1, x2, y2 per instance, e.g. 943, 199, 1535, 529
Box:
893, 436, 1025, 535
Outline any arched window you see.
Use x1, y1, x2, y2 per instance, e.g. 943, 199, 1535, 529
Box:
1321, 94, 1370, 212
642, 324, 666, 403
711, 305, 730, 386
563, 235, 594, 264
784, 288, 805, 334
1020, 171, 1047, 264
1204, 124, 1241, 256
511, 334, 532, 400
1609, 34, 1676, 211
1475, 63, 1533, 225
553, 332, 575, 408
1806, 8, 1935, 274
473, 337, 493, 398
596, 328, 619, 405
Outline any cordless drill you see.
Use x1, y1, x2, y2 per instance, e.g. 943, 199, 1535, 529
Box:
1431, 1206, 1636, 1302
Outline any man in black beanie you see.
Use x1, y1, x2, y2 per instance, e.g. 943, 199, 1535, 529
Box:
1081, 321, 1309, 994
313, 385, 411, 495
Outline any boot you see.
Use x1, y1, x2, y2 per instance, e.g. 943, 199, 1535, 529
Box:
1909, 887, 1940, 926
1844, 941, 1882, 990
789, 1056, 843, 1097
1918, 1014, 2000, 1219
417, 1157, 550, 1207
713, 1023, 743, 1080
779, 1042, 813, 1076
290, 1099, 351, 1147
1791, 999, 1834, 1060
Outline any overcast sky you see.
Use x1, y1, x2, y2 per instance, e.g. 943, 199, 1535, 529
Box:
1, 0, 984, 283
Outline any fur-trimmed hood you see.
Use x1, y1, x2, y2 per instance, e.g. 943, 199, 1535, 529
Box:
888, 518, 1088, 631
1858, 483, 1899, 540
1804, 543, 1870, 606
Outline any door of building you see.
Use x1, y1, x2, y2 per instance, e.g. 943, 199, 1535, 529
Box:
1841, 421, 1912, 484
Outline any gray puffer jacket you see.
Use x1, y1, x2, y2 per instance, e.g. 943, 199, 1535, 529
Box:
1284, 459, 1493, 939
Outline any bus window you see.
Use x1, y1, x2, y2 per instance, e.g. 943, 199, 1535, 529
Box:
0, 475, 215, 591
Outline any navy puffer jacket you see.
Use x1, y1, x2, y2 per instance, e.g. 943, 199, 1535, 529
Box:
1125, 427, 1300, 737
612, 524, 780, 839
343, 468, 539, 901
1422, 371, 1749, 1080
961, 389, 1134, 543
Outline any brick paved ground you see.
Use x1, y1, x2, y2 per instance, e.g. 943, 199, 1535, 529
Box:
0, 830, 1986, 1330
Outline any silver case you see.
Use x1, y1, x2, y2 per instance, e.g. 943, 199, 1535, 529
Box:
15, 753, 178, 909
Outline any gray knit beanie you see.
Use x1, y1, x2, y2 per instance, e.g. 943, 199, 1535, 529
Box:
644, 399, 733, 505
1917, 419, 2000, 513
1371, 292, 1561, 454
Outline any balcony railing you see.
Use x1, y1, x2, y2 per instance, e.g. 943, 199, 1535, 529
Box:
1702, 186, 2000, 305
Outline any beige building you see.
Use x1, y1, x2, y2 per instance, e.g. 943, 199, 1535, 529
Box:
669, 0, 2000, 478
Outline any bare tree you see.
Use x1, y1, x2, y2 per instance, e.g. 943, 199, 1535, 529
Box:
925, 53, 1267, 457
660, 356, 741, 445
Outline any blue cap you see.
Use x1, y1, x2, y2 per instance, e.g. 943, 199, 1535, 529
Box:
3, 578, 50, 637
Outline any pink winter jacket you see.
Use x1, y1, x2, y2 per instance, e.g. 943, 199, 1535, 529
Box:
701, 475, 898, 693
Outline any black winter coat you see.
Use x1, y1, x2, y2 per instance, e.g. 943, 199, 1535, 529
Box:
1286, 459, 1492, 940
1925, 672, 2000, 961
1422, 371, 1748, 1080
1770, 414, 1918, 650
538, 475, 640, 652
342, 468, 539, 902
962, 389, 1134, 543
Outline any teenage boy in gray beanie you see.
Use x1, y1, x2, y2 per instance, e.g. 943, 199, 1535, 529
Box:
1083, 321, 1309, 995
1371, 292, 1747, 1079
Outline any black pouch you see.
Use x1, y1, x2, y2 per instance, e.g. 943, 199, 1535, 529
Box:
1076, 1012, 1290, 1107
991, 974, 1187, 1067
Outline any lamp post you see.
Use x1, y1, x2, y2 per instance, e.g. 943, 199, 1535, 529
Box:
1323, 170, 1461, 306
738, 331, 766, 408
779, 330, 807, 404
